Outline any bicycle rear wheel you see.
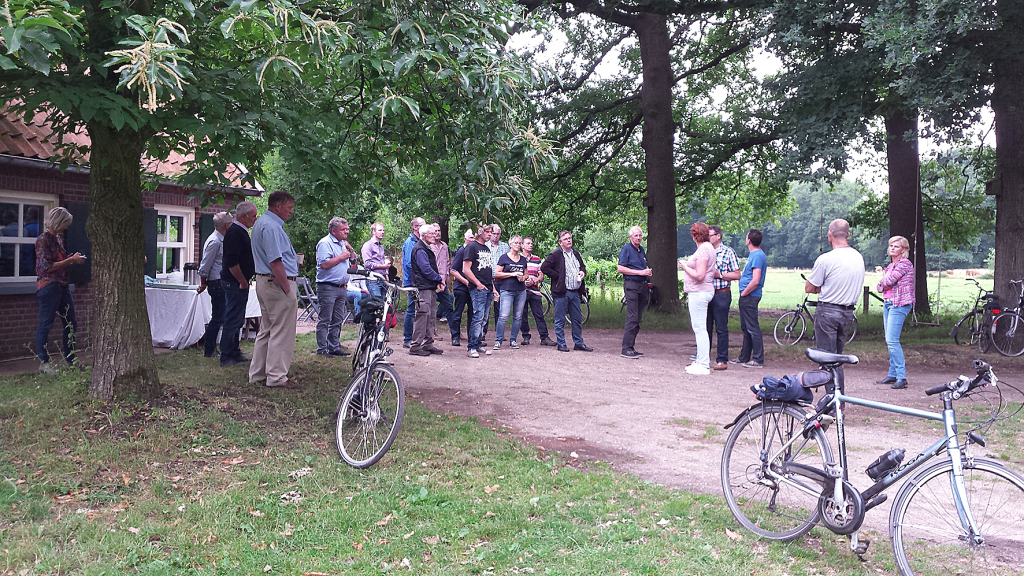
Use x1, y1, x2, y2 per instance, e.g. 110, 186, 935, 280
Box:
952, 311, 980, 347
991, 312, 1024, 357
721, 403, 833, 541
580, 297, 590, 325
978, 310, 994, 354
773, 311, 806, 346
335, 363, 405, 468
846, 315, 857, 344
890, 458, 1024, 576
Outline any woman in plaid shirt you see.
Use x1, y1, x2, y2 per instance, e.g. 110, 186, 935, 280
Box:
876, 236, 915, 390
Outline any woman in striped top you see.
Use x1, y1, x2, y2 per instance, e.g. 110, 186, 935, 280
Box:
876, 236, 915, 390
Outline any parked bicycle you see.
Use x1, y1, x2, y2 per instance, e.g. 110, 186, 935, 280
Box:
533, 280, 590, 325
990, 278, 1024, 357
721, 349, 1024, 574
949, 277, 999, 353
773, 274, 857, 346
334, 269, 417, 468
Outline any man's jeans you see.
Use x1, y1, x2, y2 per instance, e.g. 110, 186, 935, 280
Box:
451, 287, 474, 339
520, 290, 549, 341
436, 289, 454, 323
553, 290, 585, 348
706, 289, 731, 363
35, 282, 77, 364
468, 288, 492, 351
315, 282, 348, 354
622, 282, 649, 353
736, 294, 763, 364
496, 289, 528, 344
686, 290, 714, 368
883, 301, 912, 379
403, 290, 416, 345
366, 279, 384, 299
203, 279, 226, 357
814, 303, 855, 385
220, 278, 249, 362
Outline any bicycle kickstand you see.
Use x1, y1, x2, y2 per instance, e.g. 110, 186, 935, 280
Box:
849, 530, 870, 559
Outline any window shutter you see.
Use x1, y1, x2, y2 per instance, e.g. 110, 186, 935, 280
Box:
144, 208, 158, 277
199, 213, 214, 248
65, 202, 92, 285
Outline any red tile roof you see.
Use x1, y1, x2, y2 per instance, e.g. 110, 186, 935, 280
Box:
0, 106, 261, 193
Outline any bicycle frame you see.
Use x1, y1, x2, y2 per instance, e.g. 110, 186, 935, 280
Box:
761, 369, 986, 547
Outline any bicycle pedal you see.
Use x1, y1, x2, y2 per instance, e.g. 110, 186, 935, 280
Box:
852, 539, 869, 556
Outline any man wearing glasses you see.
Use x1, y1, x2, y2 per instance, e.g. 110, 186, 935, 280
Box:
708, 225, 740, 370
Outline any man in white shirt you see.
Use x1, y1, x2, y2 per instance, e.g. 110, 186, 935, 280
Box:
197, 211, 232, 358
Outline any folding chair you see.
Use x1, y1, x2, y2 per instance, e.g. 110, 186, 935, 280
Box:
296, 277, 319, 322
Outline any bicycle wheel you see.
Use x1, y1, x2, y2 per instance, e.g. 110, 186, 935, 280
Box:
991, 312, 1024, 357
890, 457, 1024, 576
952, 311, 980, 347
846, 315, 858, 344
721, 403, 833, 541
335, 363, 405, 468
773, 311, 807, 346
978, 310, 994, 354
580, 297, 590, 325
542, 292, 552, 317
351, 324, 367, 372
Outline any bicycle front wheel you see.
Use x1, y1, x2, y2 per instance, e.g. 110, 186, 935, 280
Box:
891, 457, 1024, 576
335, 363, 405, 468
991, 312, 1024, 357
978, 310, 994, 354
773, 311, 806, 346
952, 311, 980, 347
721, 403, 833, 541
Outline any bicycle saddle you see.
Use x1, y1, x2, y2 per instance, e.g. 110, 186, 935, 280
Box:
805, 348, 859, 365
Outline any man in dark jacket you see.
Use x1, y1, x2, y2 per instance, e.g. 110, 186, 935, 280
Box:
409, 224, 445, 356
219, 201, 258, 367
540, 231, 593, 352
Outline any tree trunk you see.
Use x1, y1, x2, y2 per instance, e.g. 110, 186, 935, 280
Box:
991, 0, 1024, 304
635, 14, 680, 312
884, 106, 930, 316
86, 123, 161, 401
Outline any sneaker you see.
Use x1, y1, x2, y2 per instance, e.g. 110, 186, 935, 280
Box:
402, 341, 412, 349
510, 341, 519, 349
631, 348, 644, 356
689, 354, 698, 361
468, 349, 479, 358
451, 337, 461, 347
728, 358, 743, 364
493, 341, 501, 350
484, 348, 493, 355
684, 363, 711, 375
742, 361, 764, 368
39, 362, 57, 374
621, 350, 641, 359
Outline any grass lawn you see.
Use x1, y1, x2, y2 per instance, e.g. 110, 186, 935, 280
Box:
1, 334, 876, 575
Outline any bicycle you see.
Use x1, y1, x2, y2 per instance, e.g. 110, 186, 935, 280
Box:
535, 280, 590, 325
721, 349, 1024, 574
773, 274, 857, 346
949, 277, 999, 353
990, 278, 1024, 357
334, 269, 418, 468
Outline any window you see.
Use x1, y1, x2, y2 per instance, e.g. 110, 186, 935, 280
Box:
0, 192, 56, 283
154, 206, 195, 276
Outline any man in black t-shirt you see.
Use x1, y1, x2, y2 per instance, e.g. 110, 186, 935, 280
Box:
461, 225, 495, 358
449, 228, 475, 347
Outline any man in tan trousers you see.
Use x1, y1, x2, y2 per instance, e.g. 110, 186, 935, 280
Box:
249, 191, 301, 389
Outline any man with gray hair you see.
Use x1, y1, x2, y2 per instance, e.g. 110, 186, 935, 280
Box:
806, 218, 865, 365
315, 216, 357, 357
219, 201, 258, 367
198, 211, 233, 358
410, 223, 445, 356
617, 225, 652, 358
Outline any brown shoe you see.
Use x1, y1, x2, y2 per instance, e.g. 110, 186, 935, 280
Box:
268, 379, 302, 389
713, 362, 728, 371
409, 348, 431, 357
426, 347, 444, 355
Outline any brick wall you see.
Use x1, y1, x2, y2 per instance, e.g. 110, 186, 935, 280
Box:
1, 163, 251, 360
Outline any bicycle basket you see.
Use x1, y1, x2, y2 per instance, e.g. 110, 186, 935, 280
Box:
357, 296, 385, 326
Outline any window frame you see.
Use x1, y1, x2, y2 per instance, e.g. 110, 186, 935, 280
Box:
0, 190, 58, 285
153, 204, 195, 276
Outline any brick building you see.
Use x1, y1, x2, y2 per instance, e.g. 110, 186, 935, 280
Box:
1, 109, 261, 361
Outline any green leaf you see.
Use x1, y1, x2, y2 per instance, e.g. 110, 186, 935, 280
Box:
109, 107, 125, 130
19, 42, 50, 74
220, 17, 235, 38
176, 0, 196, 16
0, 54, 15, 70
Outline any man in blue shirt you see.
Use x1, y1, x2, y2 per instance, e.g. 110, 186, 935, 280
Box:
401, 216, 426, 347
732, 229, 766, 368
616, 226, 652, 359
315, 217, 357, 357
249, 191, 300, 389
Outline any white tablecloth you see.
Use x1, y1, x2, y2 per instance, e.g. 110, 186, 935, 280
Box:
146, 286, 260, 349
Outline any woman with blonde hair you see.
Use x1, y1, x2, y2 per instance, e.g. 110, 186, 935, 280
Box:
679, 222, 717, 375
876, 235, 915, 389
34, 207, 87, 373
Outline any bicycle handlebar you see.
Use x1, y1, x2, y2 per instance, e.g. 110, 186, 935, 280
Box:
925, 360, 995, 397
347, 268, 418, 293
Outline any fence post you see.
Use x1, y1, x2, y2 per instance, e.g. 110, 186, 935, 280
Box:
863, 286, 870, 316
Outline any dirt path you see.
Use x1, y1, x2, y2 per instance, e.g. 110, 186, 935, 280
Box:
390, 327, 1022, 518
